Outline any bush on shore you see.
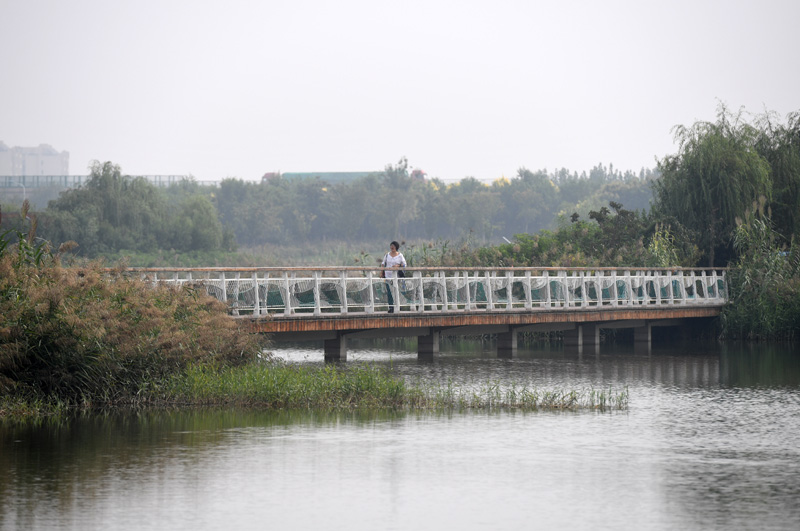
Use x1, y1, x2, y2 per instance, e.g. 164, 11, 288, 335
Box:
1, 202, 266, 404
722, 203, 800, 340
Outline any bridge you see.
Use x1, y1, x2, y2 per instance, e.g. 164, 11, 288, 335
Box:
133, 266, 728, 361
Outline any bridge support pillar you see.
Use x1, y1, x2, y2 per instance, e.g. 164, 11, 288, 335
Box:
582, 324, 600, 348
564, 326, 582, 348
418, 331, 440, 361
497, 330, 517, 358
564, 324, 599, 353
324, 335, 347, 362
634, 323, 652, 354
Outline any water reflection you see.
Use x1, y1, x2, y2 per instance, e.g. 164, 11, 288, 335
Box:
2, 341, 799, 530
719, 343, 800, 387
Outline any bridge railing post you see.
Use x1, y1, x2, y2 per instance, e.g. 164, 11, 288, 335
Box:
720, 270, 727, 301
232, 272, 240, 315
671, 270, 679, 304
416, 271, 425, 312
584, 271, 591, 307
623, 270, 632, 306
654, 271, 662, 305
440, 271, 448, 312
339, 271, 349, 314
464, 271, 472, 310
313, 272, 321, 316
668, 270, 677, 304
524, 270, 532, 310
611, 269, 619, 306
506, 271, 513, 310
281, 272, 291, 315
485, 271, 493, 312
596, 270, 603, 306
696, 270, 704, 302
544, 271, 552, 307
366, 271, 375, 314
220, 271, 227, 304
252, 271, 260, 315
663, 270, 671, 304
710, 270, 718, 300
392, 276, 401, 313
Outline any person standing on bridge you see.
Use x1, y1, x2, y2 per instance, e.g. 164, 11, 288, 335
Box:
381, 241, 406, 313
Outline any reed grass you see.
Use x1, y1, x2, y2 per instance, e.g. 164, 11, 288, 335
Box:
0, 395, 73, 419
153, 362, 629, 412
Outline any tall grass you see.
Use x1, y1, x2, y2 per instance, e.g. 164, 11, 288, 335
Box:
154, 361, 629, 411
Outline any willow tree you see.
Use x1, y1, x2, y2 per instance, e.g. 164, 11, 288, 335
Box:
653, 105, 772, 266
755, 110, 800, 244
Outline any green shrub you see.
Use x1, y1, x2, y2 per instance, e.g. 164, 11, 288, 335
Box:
722, 204, 800, 339
1, 203, 265, 402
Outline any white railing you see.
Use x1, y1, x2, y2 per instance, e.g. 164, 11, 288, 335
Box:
128, 267, 729, 317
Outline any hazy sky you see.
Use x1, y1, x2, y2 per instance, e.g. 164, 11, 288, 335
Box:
2, 0, 798, 182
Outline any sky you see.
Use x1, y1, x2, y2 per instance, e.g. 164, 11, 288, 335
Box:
1, 0, 799, 183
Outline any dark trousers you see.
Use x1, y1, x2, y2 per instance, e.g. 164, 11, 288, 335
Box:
385, 280, 395, 308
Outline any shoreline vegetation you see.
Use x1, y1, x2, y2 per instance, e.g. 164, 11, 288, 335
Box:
0, 363, 630, 420
1, 206, 628, 419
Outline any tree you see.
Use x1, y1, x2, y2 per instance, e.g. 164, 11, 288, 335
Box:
39, 161, 171, 255
173, 195, 224, 251
381, 157, 421, 238
755, 110, 800, 244
653, 105, 772, 266
502, 168, 558, 234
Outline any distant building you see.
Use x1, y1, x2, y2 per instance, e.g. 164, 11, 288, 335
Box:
0, 142, 69, 176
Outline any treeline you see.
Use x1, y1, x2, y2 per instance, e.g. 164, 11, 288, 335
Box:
8, 160, 656, 258
2, 104, 797, 272
215, 160, 656, 246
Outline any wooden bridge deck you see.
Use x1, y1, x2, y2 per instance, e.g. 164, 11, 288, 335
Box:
248, 305, 721, 338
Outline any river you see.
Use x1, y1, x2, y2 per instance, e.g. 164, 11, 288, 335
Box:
2, 339, 799, 530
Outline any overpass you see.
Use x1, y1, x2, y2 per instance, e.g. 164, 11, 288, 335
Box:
134, 266, 728, 361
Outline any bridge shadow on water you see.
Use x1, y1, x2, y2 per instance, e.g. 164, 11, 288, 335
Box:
269, 336, 800, 391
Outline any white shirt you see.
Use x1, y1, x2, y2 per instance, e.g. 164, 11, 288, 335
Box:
381, 252, 406, 279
